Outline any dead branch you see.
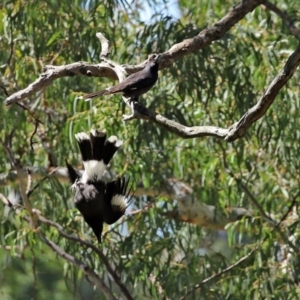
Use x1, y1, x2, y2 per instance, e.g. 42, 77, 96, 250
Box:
127, 41, 300, 141
225, 43, 300, 141
5, 0, 266, 106
5, 0, 298, 142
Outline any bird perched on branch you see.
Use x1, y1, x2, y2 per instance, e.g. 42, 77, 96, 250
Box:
66, 129, 133, 243
83, 54, 161, 101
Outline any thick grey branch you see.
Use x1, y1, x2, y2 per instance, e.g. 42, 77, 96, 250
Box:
5, 62, 119, 105
129, 41, 300, 141
163, 178, 253, 229
123, 102, 229, 138
97, 32, 111, 58
225, 43, 300, 141
5, 0, 265, 106
160, 0, 266, 69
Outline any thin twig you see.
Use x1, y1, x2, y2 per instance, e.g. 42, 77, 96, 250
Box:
181, 192, 298, 299
7, 20, 14, 66
15, 102, 43, 125
0, 193, 13, 207
128, 198, 158, 215
39, 232, 117, 300
234, 174, 275, 223
29, 119, 40, 151
0, 83, 9, 96
180, 247, 257, 299
26, 167, 59, 197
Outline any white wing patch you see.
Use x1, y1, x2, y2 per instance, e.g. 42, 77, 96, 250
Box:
111, 195, 128, 212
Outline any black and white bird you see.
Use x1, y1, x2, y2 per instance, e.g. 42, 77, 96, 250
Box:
66, 129, 133, 243
83, 54, 161, 101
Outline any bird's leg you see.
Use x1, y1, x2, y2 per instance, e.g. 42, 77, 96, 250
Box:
70, 178, 80, 191
123, 97, 139, 121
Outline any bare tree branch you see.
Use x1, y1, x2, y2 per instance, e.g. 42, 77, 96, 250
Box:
128, 41, 300, 141
180, 247, 257, 299
97, 32, 111, 58
163, 178, 253, 229
225, 43, 300, 141
123, 102, 229, 137
33, 210, 134, 300
5, 0, 266, 106
39, 233, 117, 300
0, 193, 13, 207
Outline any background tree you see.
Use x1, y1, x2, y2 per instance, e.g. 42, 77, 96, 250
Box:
1, 0, 300, 299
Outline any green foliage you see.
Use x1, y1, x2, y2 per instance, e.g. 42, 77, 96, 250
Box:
1, 0, 300, 299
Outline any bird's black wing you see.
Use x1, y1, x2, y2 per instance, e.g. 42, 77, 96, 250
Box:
83, 54, 160, 100
65, 160, 80, 184
82, 74, 153, 99
109, 71, 157, 94
103, 177, 133, 224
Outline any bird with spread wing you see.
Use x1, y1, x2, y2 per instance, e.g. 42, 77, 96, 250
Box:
66, 129, 133, 243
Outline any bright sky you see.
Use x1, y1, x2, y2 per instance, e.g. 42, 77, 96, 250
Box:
139, 0, 181, 23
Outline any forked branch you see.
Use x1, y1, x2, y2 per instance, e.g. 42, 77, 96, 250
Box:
5, 0, 266, 106
5, 0, 300, 142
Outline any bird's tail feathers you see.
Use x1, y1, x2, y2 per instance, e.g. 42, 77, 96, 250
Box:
75, 130, 123, 182
75, 132, 92, 162
102, 135, 123, 165
83, 89, 110, 101
90, 129, 106, 161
